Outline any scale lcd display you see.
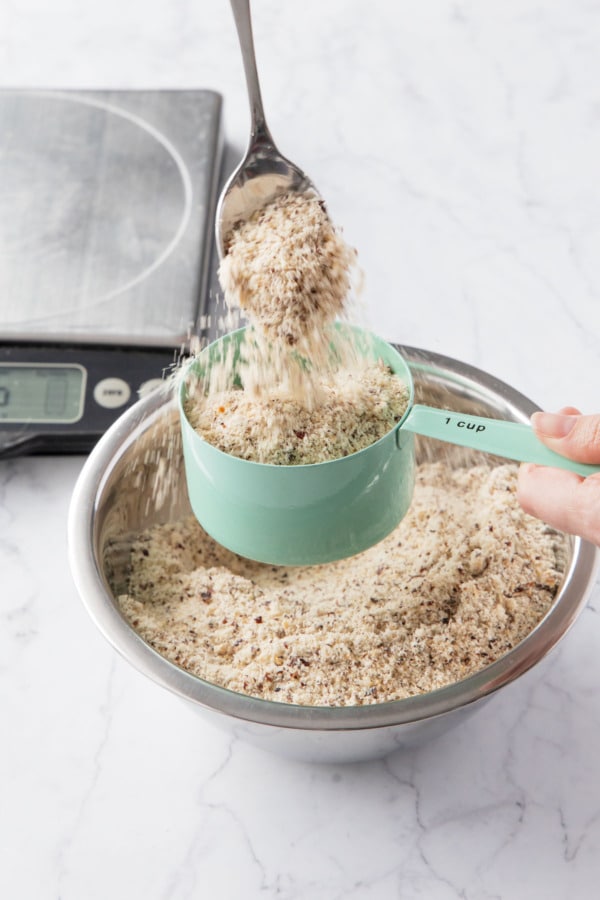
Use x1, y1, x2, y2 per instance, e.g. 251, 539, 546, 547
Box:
0, 364, 86, 424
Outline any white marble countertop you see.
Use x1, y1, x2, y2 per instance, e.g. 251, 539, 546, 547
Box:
2, 1, 600, 897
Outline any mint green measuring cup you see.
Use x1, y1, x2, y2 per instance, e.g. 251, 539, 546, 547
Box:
179, 327, 598, 565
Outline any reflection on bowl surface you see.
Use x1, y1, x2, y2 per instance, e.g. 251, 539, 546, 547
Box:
68, 346, 599, 763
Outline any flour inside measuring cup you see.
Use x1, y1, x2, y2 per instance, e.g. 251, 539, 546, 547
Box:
185, 357, 409, 465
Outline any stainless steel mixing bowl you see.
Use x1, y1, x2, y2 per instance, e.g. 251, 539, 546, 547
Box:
68, 345, 599, 763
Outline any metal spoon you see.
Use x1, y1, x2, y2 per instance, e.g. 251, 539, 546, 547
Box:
215, 0, 321, 259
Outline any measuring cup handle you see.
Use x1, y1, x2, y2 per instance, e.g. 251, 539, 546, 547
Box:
402, 404, 600, 478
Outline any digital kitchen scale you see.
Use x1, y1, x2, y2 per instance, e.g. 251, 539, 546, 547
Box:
0, 88, 223, 456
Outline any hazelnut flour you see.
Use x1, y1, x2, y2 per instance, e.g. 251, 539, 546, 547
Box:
218, 191, 357, 347
115, 463, 567, 707
190, 189, 407, 463
184, 358, 409, 465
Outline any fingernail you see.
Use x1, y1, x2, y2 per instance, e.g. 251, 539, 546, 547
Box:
531, 411, 577, 438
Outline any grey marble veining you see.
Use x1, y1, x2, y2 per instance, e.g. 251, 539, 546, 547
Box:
1, 2, 600, 898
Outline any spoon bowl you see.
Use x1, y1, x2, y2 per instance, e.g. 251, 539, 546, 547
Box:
216, 0, 321, 258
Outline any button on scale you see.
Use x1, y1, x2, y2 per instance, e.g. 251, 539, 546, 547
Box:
138, 378, 164, 398
93, 377, 131, 409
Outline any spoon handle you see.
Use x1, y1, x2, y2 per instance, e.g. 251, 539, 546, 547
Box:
229, 0, 272, 142
402, 404, 600, 477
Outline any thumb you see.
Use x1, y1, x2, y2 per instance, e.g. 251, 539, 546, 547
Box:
531, 409, 600, 465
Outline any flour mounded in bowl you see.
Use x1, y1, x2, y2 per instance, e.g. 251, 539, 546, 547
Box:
114, 463, 567, 707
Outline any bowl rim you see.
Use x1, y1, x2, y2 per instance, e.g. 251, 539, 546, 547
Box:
68, 343, 600, 732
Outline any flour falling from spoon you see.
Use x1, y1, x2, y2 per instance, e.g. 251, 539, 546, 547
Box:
182, 190, 412, 462
219, 191, 358, 349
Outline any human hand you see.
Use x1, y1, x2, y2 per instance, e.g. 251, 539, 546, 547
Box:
517, 407, 600, 547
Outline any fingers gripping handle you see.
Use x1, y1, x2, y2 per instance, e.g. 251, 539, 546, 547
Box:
401, 405, 600, 478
